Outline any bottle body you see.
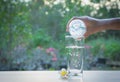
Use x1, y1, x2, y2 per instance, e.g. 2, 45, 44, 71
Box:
69, 19, 86, 39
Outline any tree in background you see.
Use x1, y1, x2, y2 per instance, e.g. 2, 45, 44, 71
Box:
0, 0, 120, 70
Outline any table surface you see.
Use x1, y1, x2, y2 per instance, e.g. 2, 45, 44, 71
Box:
0, 71, 120, 82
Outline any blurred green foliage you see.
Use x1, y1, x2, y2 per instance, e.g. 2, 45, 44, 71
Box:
0, 0, 120, 70
87, 37, 120, 61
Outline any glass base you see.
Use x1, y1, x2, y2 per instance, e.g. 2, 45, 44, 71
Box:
68, 74, 83, 82
68, 69, 83, 80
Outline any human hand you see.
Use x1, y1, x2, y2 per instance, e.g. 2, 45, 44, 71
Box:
66, 16, 101, 38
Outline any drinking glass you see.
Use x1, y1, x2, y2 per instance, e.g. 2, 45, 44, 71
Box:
65, 34, 84, 79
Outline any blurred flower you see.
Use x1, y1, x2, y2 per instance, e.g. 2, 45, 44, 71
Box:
46, 47, 57, 61
85, 45, 91, 49
46, 47, 55, 53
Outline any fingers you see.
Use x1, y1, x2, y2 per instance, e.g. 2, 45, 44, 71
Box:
66, 16, 81, 32
66, 17, 74, 32
66, 16, 90, 38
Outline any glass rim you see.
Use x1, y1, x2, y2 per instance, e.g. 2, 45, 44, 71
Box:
65, 35, 84, 40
